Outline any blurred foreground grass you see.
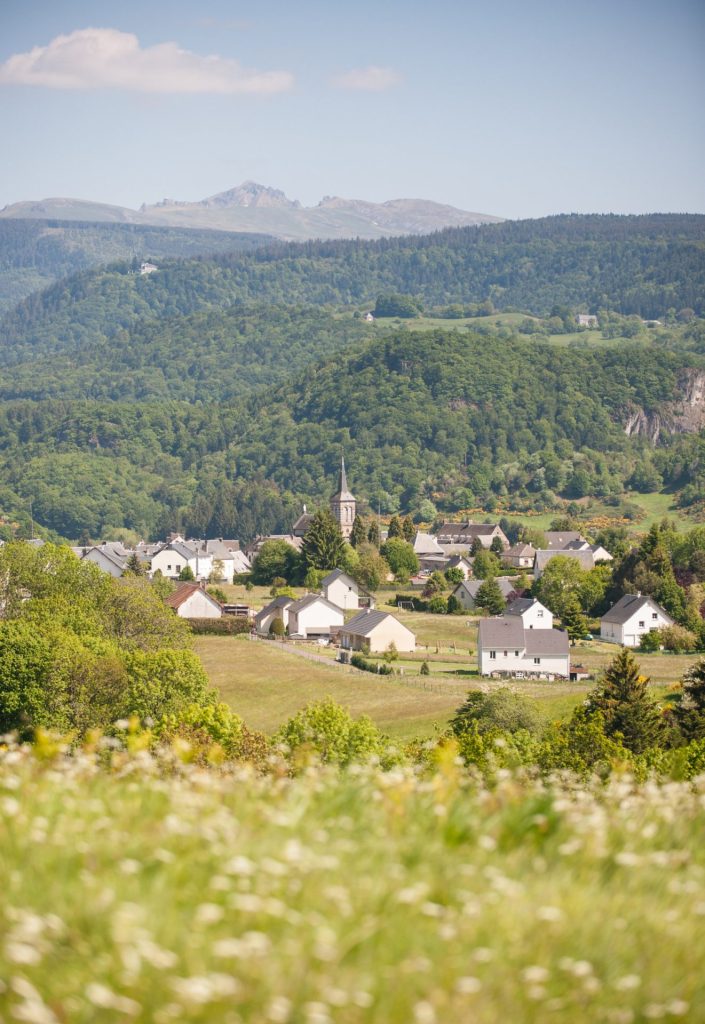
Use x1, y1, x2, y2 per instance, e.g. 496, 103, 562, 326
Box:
1, 743, 703, 1023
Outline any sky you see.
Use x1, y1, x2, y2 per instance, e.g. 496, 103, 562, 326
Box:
0, 0, 703, 219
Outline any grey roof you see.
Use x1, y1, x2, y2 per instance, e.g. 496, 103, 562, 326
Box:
341, 609, 410, 638
321, 568, 354, 587
287, 594, 343, 616
601, 594, 673, 626
564, 539, 591, 551
535, 549, 595, 572
544, 532, 585, 549
330, 456, 355, 501
478, 617, 569, 656
413, 532, 444, 555
437, 522, 503, 540
254, 595, 295, 623
524, 629, 570, 656
506, 597, 540, 616
454, 577, 517, 600
505, 543, 536, 557
478, 617, 525, 648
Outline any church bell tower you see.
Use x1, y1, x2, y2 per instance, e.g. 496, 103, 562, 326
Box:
330, 455, 356, 539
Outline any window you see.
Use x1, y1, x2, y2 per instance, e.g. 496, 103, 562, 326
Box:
638, 621, 645, 628
167, 564, 172, 571
652, 613, 658, 620
503, 650, 508, 657
515, 650, 520, 657
489, 651, 496, 660
534, 657, 541, 665
537, 610, 544, 618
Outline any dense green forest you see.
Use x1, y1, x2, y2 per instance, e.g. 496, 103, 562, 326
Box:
0, 329, 704, 541
1, 213, 704, 541
2, 215, 703, 371
0, 218, 272, 314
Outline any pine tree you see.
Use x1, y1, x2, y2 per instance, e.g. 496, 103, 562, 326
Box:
470, 537, 484, 557
561, 594, 588, 641
402, 515, 415, 543
367, 520, 381, 549
490, 535, 505, 555
675, 660, 705, 741
350, 514, 368, 549
586, 649, 664, 753
474, 576, 506, 615
301, 509, 346, 571
124, 553, 145, 576
387, 515, 403, 539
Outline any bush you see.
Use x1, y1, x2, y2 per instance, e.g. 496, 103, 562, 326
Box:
420, 661, 430, 676
451, 689, 544, 737
351, 653, 394, 674
188, 617, 251, 636
269, 618, 286, 637
447, 594, 463, 615
427, 595, 448, 614
276, 697, 385, 765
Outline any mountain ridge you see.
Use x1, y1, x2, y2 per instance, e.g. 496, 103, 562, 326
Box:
1, 181, 503, 240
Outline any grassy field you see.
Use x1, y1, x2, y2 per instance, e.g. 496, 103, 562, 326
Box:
2, 745, 704, 1023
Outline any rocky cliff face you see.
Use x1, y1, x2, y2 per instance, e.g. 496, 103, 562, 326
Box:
624, 369, 705, 443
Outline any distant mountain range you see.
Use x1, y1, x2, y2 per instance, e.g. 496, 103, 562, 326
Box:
0, 181, 503, 241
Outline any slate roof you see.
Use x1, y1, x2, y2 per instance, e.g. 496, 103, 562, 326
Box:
506, 597, 541, 616
437, 522, 502, 541
454, 577, 517, 600
535, 549, 595, 573
413, 532, 444, 555
544, 532, 585, 549
478, 617, 569, 656
330, 456, 355, 501
601, 594, 673, 626
505, 543, 536, 557
321, 568, 354, 587
287, 594, 344, 616
341, 609, 409, 638
254, 595, 295, 623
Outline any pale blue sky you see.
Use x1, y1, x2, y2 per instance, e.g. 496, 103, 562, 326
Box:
1, 0, 703, 219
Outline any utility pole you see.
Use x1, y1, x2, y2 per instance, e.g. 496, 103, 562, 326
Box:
29, 498, 34, 540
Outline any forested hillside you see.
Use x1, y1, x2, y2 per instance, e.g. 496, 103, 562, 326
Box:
0, 218, 272, 313
1, 213, 704, 541
1, 330, 704, 541
2, 215, 703, 370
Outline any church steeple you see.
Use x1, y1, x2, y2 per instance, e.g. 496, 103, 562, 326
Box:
330, 454, 356, 538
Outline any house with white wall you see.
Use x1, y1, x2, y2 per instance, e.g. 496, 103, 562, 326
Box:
600, 594, 673, 647
321, 568, 374, 611
339, 609, 416, 654
165, 583, 222, 619
505, 597, 553, 630
254, 596, 296, 635
286, 594, 345, 639
451, 577, 518, 612
477, 617, 569, 680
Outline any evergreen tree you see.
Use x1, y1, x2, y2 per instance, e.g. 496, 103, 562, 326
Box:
472, 549, 501, 580
674, 660, 705, 741
474, 576, 506, 615
561, 594, 589, 641
490, 535, 505, 555
301, 509, 346, 571
367, 520, 381, 549
350, 514, 368, 549
124, 553, 145, 576
387, 515, 404, 539
178, 565, 195, 582
585, 649, 664, 754
470, 537, 484, 557
402, 515, 415, 543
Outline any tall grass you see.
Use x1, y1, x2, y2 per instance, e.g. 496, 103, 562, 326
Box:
1, 740, 703, 1022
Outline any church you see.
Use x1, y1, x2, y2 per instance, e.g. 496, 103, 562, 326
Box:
292, 456, 356, 540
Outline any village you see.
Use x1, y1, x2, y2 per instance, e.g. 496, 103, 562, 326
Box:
32, 456, 680, 686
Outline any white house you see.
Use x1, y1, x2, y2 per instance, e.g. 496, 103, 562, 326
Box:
321, 568, 374, 611
505, 596, 553, 630
254, 596, 295, 635
600, 594, 674, 647
477, 617, 570, 680
140, 261, 158, 275
436, 522, 509, 550
286, 594, 345, 639
165, 583, 222, 619
503, 543, 536, 569
576, 314, 598, 328
339, 609, 416, 654
150, 541, 213, 581
543, 531, 586, 550
72, 543, 130, 577
451, 577, 518, 612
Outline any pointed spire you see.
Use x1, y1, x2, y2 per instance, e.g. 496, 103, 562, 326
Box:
338, 454, 348, 496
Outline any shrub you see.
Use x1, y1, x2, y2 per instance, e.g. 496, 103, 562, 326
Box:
276, 697, 384, 765
427, 595, 448, 614
188, 617, 251, 636
351, 653, 394, 674
269, 618, 286, 637
451, 688, 543, 737
420, 661, 430, 676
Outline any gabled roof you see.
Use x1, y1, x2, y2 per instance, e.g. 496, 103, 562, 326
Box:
535, 549, 595, 572
321, 567, 356, 587
287, 593, 344, 616
341, 609, 411, 638
454, 577, 517, 600
437, 522, 501, 539
413, 531, 444, 554
544, 531, 585, 549
477, 617, 525, 648
165, 583, 221, 612
505, 543, 536, 557
254, 595, 295, 623
601, 594, 673, 626
524, 628, 570, 656
506, 597, 545, 617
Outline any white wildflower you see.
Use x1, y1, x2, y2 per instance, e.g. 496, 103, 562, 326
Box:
614, 974, 641, 991
85, 983, 139, 1016
413, 1000, 436, 1024
171, 973, 239, 1004
456, 976, 482, 994
537, 905, 563, 922
195, 902, 224, 925
473, 947, 494, 962
5, 941, 42, 964
644, 1005, 665, 1019
119, 858, 140, 875
666, 1000, 689, 1017
267, 995, 292, 1022
522, 965, 550, 984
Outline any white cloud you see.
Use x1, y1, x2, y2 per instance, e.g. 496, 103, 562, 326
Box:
0, 27, 294, 95
333, 66, 401, 92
